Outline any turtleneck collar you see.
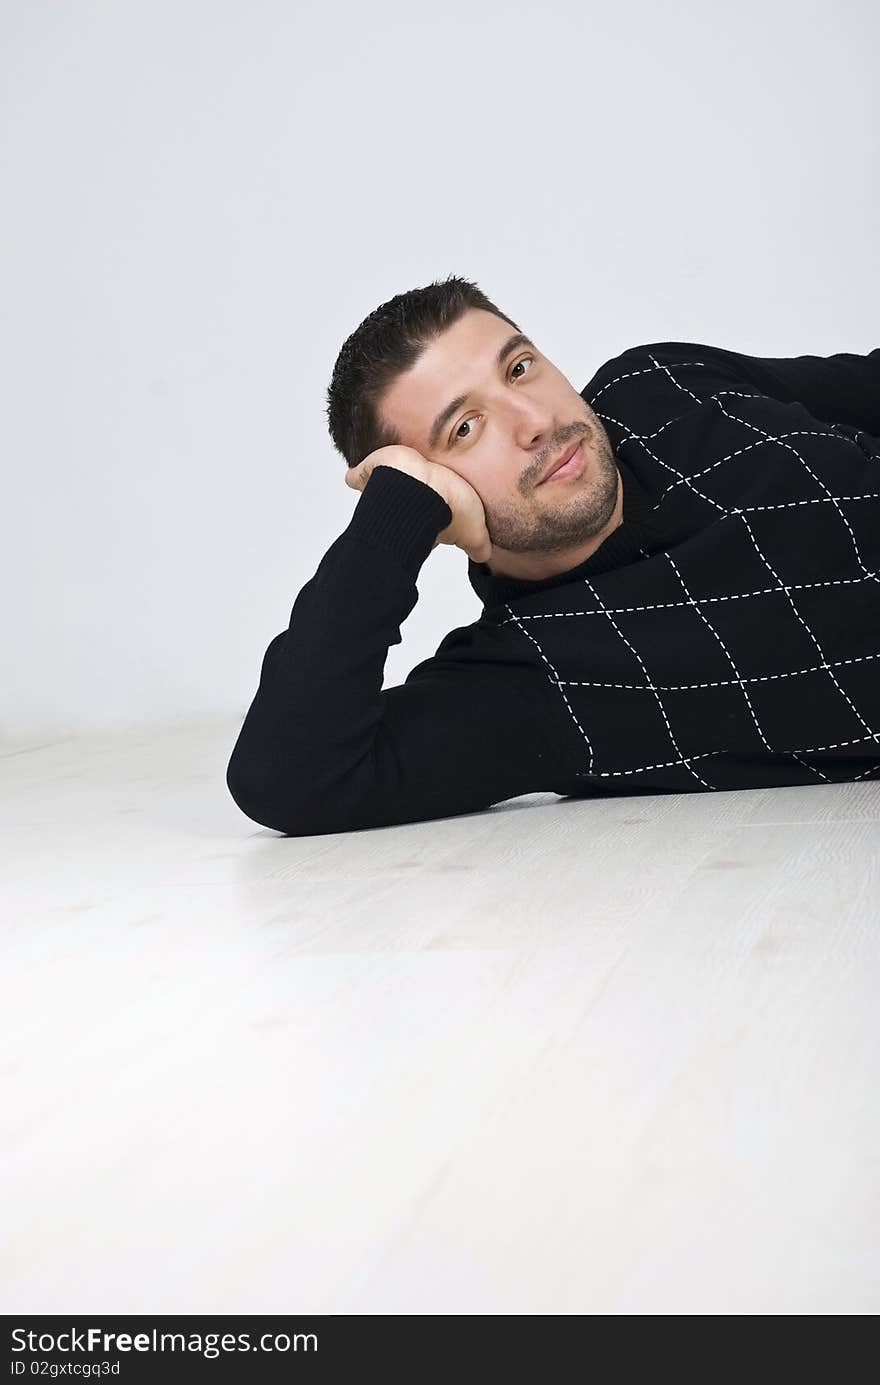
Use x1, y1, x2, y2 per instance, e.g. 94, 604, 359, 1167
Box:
466, 456, 655, 609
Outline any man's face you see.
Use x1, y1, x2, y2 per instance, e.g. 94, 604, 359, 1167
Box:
377, 307, 620, 556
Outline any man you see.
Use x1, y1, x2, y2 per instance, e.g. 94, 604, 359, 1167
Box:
226, 275, 880, 836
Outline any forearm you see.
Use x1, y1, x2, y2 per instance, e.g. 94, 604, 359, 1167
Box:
694, 342, 880, 435
225, 466, 453, 834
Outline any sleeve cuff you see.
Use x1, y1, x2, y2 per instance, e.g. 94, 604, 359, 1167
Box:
344, 463, 454, 579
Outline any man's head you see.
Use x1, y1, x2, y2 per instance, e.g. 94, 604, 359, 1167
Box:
326, 275, 621, 567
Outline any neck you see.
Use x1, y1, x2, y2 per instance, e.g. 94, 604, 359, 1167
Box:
487, 471, 625, 582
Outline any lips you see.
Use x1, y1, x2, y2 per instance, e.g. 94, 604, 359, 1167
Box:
538, 439, 582, 485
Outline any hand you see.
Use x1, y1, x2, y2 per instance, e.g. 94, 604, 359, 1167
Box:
345, 445, 492, 564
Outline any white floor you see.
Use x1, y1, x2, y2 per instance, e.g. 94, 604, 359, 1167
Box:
2, 720, 879, 1315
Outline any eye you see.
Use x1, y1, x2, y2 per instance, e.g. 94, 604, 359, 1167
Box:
449, 355, 535, 446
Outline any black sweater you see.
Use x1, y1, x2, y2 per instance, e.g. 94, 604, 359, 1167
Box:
226, 339, 880, 836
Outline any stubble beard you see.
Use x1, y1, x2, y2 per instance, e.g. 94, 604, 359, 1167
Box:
485, 423, 621, 556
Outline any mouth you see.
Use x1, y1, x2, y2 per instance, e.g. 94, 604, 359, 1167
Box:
536, 438, 585, 486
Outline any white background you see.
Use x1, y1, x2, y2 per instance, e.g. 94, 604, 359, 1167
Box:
2, 0, 877, 744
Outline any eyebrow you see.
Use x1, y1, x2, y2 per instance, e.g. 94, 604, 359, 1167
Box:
427, 332, 536, 451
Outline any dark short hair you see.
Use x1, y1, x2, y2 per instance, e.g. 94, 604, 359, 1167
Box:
325, 273, 521, 468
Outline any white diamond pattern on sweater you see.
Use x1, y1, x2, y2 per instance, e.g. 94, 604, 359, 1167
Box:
498, 348, 880, 790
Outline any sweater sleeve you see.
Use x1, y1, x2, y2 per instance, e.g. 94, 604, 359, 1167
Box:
647, 341, 880, 436
225, 464, 562, 836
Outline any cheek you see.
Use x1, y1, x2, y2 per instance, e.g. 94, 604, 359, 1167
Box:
447, 449, 524, 508
479, 477, 518, 516
444, 456, 481, 488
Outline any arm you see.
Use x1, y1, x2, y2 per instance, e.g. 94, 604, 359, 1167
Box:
723, 343, 880, 434
649, 341, 880, 435
225, 465, 561, 836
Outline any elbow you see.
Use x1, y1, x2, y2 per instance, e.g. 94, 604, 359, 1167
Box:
226, 761, 271, 828
226, 761, 345, 838
226, 755, 282, 831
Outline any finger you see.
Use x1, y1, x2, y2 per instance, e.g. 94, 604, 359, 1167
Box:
467, 537, 493, 564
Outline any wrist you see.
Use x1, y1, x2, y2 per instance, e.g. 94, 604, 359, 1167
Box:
348, 464, 453, 577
